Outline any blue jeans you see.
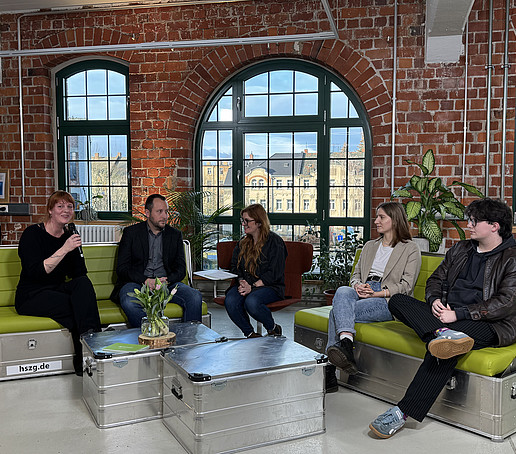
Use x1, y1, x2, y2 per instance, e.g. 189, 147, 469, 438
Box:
119, 281, 203, 328
224, 286, 280, 336
325, 280, 393, 351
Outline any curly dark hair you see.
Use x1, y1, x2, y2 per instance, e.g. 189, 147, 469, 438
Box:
465, 198, 513, 239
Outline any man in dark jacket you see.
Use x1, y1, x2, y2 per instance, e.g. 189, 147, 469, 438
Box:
112, 194, 202, 327
370, 198, 516, 438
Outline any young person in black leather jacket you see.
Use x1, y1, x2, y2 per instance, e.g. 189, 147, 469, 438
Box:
369, 198, 516, 439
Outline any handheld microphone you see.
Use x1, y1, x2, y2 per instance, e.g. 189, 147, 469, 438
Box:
441, 281, 449, 306
68, 222, 84, 258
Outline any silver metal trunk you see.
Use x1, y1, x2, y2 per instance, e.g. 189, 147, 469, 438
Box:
0, 329, 74, 380
81, 322, 221, 428
162, 336, 326, 454
294, 323, 516, 441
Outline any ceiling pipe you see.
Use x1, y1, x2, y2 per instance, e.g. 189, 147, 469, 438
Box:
2, 32, 337, 58
500, 0, 510, 201
390, 0, 398, 194
484, 0, 494, 196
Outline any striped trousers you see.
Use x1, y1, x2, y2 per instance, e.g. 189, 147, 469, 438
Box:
388, 294, 498, 422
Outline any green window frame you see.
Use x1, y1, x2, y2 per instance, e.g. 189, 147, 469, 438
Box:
196, 60, 373, 267
56, 60, 131, 220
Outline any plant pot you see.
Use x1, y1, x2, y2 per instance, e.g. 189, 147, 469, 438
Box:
79, 207, 98, 222
323, 289, 336, 306
413, 237, 445, 254
141, 315, 170, 337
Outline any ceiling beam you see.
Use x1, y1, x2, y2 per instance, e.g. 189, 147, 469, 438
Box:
425, 0, 475, 63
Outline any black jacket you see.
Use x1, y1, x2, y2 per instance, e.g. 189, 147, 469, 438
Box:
425, 237, 516, 346
229, 231, 287, 299
110, 222, 186, 303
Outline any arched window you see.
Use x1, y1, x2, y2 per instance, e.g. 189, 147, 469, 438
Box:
56, 60, 131, 219
196, 60, 372, 256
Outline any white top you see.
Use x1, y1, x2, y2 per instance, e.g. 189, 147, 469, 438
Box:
368, 243, 394, 278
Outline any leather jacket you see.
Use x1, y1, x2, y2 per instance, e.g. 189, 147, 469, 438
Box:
425, 237, 516, 347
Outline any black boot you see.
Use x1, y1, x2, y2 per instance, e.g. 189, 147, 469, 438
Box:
326, 338, 358, 375
325, 364, 338, 393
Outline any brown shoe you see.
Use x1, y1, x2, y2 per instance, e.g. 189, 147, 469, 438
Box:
267, 324, 282, 336
246, 332, 262, 338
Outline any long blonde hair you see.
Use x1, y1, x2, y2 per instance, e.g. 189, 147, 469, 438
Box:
237, 204, 270, 277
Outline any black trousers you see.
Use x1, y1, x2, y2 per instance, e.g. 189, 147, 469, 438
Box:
16, 276, 101, 356
388, 294, 498, 422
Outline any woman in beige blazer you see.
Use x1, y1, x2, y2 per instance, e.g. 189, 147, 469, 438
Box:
325, 202, 421, 392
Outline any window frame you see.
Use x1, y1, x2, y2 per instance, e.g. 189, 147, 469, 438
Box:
55, 59, 131, 220
195, 59, 373, 247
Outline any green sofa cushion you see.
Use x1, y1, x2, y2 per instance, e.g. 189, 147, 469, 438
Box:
294, 306, 516, 377
0, 301, 209, 334
0, 243, 207, 334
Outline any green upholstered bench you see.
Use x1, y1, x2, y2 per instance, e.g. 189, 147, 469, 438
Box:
294, 251, 516, 440
0, 243, 209, 380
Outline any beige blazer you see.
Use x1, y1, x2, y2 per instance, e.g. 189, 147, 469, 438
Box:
349, 237, 421, 299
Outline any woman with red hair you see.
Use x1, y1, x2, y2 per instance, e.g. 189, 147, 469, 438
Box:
15, 191, 101, 375
225, 204, 287, 338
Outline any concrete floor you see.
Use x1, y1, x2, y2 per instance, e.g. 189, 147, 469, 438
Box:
1, 305, 516, 454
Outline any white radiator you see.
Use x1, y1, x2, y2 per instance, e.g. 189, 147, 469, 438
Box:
76, 225, 118, 243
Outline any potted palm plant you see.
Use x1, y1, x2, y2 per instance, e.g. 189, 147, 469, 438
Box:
126, 188, 239, 271
391, 149, 484, 252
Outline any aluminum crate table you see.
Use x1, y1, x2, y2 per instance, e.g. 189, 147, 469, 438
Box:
162, 336, 326, 454
82, 322, 222, 428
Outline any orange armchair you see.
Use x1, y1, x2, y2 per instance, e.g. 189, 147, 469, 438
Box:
213, 240, 314, 312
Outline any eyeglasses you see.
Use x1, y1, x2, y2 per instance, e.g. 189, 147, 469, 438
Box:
467, 217, 490, 227
240, 218, 256, 226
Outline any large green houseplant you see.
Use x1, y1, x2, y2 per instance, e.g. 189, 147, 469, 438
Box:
392, 149, 484, 252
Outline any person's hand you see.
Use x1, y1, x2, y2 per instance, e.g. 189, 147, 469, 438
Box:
432, 299, 457, 323
159, 277, 168, 284
145, 277, 157, 291
439, 308, 457, 323
253, 279, 264, 288
63, 234, 82, 254
431, 299, 444, 317
238, 279, 251, 296
355, 283, 374, 298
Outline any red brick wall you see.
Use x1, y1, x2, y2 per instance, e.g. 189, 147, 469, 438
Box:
0, 0, 514, 245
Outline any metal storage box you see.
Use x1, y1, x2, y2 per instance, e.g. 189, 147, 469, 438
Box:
346, 342, 516, 441
294, 322, 516, 441
162, 336, 326, 454
0, 328, 74, 380
82, 322, 221, 428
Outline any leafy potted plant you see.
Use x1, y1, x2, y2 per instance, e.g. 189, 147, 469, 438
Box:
76, 195, 103, 222
308, 232, 364, 305
391, 149, 484, 253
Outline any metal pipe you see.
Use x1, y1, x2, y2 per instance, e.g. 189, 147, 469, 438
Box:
484, 0, 494, 196
461, 21, 469, 200
500, 0, 510, 201
2, 32, 336, 58
5, 0, 251, 15
17, 15, 27, 198
390, 0, 398, 193
320, 0, 339, 39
